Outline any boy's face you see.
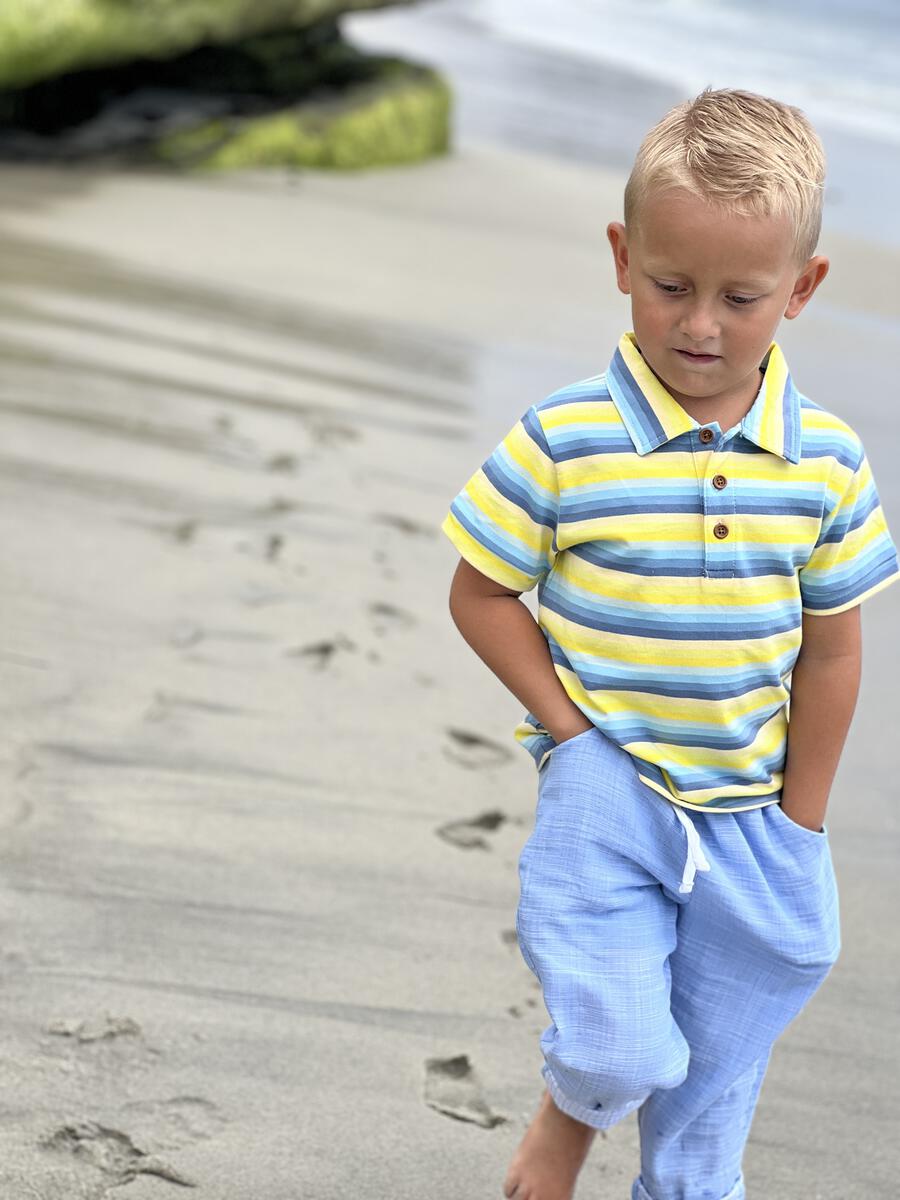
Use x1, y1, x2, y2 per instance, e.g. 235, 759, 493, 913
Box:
606, 189, 829, 419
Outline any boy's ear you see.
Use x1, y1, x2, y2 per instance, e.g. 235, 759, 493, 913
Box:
607, 221, 631, 295
783, 254, 829, 319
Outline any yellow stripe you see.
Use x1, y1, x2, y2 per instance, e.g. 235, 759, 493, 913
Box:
440, 511, 537, 591
542, 620, 801, 668
618, 332, 697, 443
757, 341, 786, 452
579, 686, 790, 724
556, 511, 820, 544
462, 474, 549, 553
638, 776, 782, 809
541, 401, 620, 431
622, 711, 788, 775
561, 560, 803, 606
563, 453, 842, 485
805, 509, 891, 569
503, 419, 557, 494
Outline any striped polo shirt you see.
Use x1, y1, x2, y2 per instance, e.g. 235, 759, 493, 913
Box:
441, 330, 900, 812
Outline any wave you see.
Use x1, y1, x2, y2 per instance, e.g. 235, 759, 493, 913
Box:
475, 0, 900, 146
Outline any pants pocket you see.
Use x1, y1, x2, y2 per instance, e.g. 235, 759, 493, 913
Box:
769, 799, 828, 839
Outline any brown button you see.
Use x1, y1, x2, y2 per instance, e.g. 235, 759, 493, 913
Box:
699, 428, 715, 443
713, 522, 729, 539
712, 474, 728, 489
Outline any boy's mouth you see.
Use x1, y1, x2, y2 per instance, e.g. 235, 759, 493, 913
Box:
675, 348, 721, 364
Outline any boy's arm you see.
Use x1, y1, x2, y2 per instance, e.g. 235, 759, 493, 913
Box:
780, 605, 862, 832
448, 558, 592, 745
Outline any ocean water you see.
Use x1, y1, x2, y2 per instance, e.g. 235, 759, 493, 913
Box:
476, 0, 900, 148
345, 0, 900, 246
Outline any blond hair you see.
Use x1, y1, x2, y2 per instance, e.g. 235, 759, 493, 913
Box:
624, 88, 826, 262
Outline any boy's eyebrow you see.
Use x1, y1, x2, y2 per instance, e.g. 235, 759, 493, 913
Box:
641, 262, 776, 290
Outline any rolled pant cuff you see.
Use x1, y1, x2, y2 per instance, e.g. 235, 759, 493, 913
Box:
542, 1065, 645, 1131
631, 1172, 745, 1200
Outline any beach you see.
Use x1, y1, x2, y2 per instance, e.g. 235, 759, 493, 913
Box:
2, 30, 900, 1199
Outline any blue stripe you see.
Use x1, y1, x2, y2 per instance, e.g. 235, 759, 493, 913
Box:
543, 590, 800, 640
609, 349, 666, 449
481, 456, 555, 529
449, 498, 546, 578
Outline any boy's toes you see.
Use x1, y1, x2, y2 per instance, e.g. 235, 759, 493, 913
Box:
502, 1171, 522, 1198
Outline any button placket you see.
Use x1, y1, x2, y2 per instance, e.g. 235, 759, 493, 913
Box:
699, 427, 736, 578
695, 427, 715, 577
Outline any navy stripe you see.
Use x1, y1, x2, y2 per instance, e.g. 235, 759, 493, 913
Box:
481, 458, 555, 529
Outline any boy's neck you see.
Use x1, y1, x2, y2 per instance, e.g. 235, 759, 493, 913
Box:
646, 358, 766, 434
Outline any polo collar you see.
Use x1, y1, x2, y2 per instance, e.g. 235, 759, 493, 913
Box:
606, 331, 802, 464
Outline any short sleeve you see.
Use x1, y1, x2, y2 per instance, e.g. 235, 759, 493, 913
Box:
440, 405, 559, 592
799, 446, 900, 615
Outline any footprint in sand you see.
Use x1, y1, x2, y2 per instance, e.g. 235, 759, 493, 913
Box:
443, 728, 512, 770
121, 1096, 227, 1150
507, 996, 541, 1020
307, 418, 359, 448
169, 622, 203, 649
437, 809, 508, 851
286, 634, 357, 670
368, 601, 416, 636
266, 453, 298, 473
373, 512, 438, 538
144, 691, 250, 724
172, 519, 197, 543
41, 1122, 195, 1187
235, 532, 285, 562
46, 1015, 142, 1043
424, 1055, 506, 1129
371, 549, 397, 581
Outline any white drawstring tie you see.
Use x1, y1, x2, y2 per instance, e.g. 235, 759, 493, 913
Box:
671, 805, 711, 894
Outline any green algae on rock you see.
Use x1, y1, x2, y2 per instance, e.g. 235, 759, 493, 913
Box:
0, 0, 418, 91
153, 59, 451, 170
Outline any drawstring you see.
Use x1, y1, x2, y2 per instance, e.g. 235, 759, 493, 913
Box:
671, 805, 711, 894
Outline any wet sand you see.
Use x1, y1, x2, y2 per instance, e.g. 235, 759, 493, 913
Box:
1, 145, 898, 1197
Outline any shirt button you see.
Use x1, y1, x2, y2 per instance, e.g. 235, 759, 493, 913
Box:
713, 522, 729, 539
699, 428, 715, 443
712, 474, 728, 489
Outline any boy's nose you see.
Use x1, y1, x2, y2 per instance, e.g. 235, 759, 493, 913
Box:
679, 304, 720, 342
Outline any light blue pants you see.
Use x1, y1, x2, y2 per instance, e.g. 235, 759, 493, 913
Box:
516, 725, 841, 1200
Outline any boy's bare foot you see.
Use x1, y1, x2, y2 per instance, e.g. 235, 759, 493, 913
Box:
503, 1089, 596, 1199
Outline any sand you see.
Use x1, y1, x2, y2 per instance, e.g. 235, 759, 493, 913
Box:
1, 142, 898, 1198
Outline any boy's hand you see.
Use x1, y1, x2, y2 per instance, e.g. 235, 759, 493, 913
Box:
780, 606, 862, 833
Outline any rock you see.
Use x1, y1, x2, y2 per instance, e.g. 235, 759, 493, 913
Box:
155, 56, 450, 171
0, 20, 451, 171
0, 0, 419, 91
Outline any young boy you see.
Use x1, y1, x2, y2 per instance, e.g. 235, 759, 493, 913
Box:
440, 89, 900, 1200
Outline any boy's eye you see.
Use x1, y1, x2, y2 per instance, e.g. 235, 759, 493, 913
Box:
651, 279, 759, 307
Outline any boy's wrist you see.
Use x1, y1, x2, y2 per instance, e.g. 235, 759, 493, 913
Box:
779, 794, 827, 833
550, 716, 595, 745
